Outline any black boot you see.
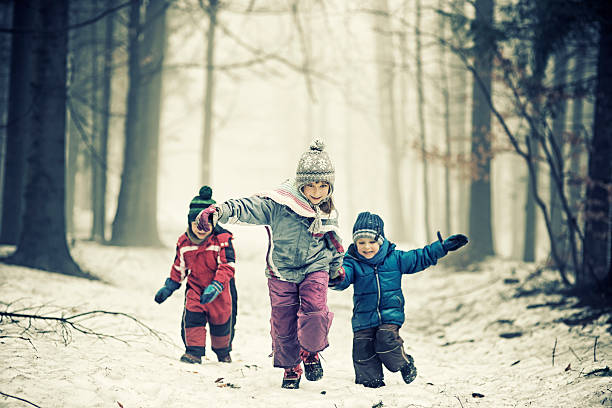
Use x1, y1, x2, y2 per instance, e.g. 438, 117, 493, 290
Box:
400, 355, 417, 384
180, 353, 202, 364
362, 378, 386, 388
300, 350, 323, 381
281, 366, 302, 389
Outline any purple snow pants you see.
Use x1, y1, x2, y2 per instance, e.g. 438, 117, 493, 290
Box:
268, 270, 334, 368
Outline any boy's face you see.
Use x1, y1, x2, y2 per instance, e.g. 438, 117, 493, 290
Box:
355, 238, 380, 259
191, 221, 212, 240
301, 181, 330, 205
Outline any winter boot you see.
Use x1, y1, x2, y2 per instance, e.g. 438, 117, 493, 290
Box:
180, 353, 202, 364
400, 355, 417, 384
281, 365, 302, 389
217, 353, 232, 363
300, 350, 323, 381
361, 378, 386, 388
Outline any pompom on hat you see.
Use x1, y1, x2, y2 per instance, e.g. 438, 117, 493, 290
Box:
295, 139, 335, 194
352, 211, 385, 245
188, 185, 216, 223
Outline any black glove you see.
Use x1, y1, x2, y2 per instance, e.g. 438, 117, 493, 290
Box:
437, 231, 468, 252
328, 267, 346, 287
154, 278, 181, 304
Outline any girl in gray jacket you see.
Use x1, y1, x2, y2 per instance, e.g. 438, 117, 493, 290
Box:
212, 140, 345, 389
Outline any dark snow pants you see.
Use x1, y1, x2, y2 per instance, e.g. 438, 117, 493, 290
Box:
181, 278, 238, 360
268, 270, 333, 368
352, 324, 413, 384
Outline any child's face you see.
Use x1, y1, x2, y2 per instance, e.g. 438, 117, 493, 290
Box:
355, 238, 380, 259
191, 221, 212, 240
302, 181, 330, 205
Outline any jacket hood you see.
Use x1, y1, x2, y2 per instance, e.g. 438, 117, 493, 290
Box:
346, 238, 396, 266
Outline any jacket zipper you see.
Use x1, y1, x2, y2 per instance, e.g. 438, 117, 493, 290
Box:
374, 265, 382, 324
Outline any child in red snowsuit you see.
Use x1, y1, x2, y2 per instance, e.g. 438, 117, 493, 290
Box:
154, 186, 237, 364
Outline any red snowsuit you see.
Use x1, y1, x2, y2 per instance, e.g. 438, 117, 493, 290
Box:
168, 225, 236, 359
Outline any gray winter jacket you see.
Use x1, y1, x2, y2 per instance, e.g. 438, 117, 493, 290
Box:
218, 196, 344, 283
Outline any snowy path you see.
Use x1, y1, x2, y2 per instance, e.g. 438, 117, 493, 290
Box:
1, 227, 610, 407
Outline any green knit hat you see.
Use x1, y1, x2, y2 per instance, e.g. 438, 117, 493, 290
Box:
188, 186, 216, 223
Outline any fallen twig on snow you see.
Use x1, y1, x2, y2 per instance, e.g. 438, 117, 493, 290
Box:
0, 391, 42, 407
593, 336, 598, 362
552, 337, 557, 366
0, 308, 168, 346
584, 366, 610, 377
0, 335, 38, 352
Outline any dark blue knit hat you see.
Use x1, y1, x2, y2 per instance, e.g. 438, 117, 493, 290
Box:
352, 211, 385, 245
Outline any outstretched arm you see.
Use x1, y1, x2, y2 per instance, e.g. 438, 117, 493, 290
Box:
217, 196, 278, 226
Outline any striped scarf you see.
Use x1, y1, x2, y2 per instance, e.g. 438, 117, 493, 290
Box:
258, 179, 338, 235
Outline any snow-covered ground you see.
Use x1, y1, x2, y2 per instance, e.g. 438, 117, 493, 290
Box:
1, 227, 611, 407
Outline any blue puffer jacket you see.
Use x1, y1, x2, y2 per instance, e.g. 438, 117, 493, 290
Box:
333, 238, 447, 332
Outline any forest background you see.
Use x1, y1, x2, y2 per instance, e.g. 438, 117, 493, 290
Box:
0, 0, 610, 356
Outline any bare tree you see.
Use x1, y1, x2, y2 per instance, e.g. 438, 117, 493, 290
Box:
1, 1, 35, 245
4, 0, 92, 278
467, 0, 495, 261
414, 0, 432, 242
582, 7, 612, 289
200, 0, 218, 186
371, 0, 408, 241
111, 0, 167, 246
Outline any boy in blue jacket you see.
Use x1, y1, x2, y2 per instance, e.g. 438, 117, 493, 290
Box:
330, 211, 468, 388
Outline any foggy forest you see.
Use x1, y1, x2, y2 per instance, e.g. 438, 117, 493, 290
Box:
0, 0, 611, 407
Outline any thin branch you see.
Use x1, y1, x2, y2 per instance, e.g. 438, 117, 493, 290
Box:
291, 1, 317, 102
1, 310, 166, 345
0, 391, 42, 408
552, 337, 557, 366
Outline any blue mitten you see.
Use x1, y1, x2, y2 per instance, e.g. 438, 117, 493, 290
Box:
200, 280, 223, 304
437, 231, 469, 252
154, 278, 181, 304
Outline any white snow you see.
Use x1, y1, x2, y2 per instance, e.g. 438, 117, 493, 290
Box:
1, 227, 611, 407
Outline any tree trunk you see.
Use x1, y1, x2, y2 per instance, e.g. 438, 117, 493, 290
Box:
523, 137, 538, 262
439, 0, 452, 235
467, 0, 495, 261
6, 0, 90, 278
0, 1, 12, 218
90, 0, 105, 243
111, 0, 165, 246
415, 0, 431, 242
449, 0, 469, 234
568, 48, 586, 256
582, 13, 612, 289
201, 0, 218, 186
91, 0, 115, 243
372, 0, 407, 241
550, 50, 569, 262
1, 1, 35, 245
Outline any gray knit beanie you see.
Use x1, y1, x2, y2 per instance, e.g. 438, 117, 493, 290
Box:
295, 139, 335, 193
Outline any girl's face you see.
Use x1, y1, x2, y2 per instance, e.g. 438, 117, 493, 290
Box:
355, 238, 380, 259
302, 181, 330, 205
191, 221, 212, 240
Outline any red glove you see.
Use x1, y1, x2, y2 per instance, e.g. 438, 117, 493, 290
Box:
196, 206, 218, 233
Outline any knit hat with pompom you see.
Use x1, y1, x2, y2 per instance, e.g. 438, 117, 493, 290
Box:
295, 139, 335, 194
188, 186, 216, 223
